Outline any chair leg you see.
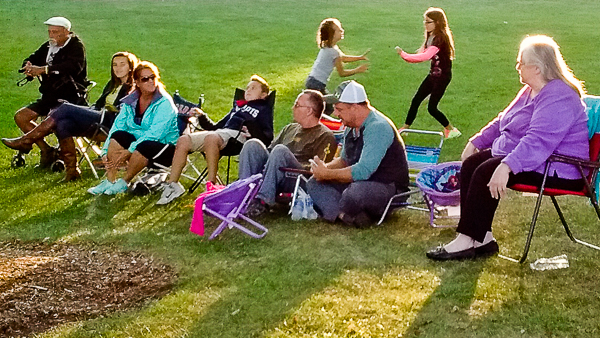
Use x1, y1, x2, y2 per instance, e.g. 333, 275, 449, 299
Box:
551, 195, 600, 251
205, 202, 268, 239
550, 196, 576, 242
189, 168, 208, 193
226, 156, 231, 185
376, 190, 419, 226
75, 137, 99, 179
519, 191, 545, 263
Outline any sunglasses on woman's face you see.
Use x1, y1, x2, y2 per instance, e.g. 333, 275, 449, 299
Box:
138, 75, 156, 83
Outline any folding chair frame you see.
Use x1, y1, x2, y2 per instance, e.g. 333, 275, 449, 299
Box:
72, 109, 111, 178
203, 174, 268, 239
511, 153, 600, 263
75, 136, 102, 178
378, 129, 450, 226
400, 129, 444, 180
189, 137, 243, 192
377, 189, 422, 225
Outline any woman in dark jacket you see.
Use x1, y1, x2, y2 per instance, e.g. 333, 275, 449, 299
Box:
2, 52, 138, 181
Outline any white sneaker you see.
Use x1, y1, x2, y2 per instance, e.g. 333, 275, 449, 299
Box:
156, 182, 185, 205
88, 179, 114, 195
104, 178, 129, 195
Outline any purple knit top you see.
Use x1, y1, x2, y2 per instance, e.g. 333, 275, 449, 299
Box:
470, 79, 589, 180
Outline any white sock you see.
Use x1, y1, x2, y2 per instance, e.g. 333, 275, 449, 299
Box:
474, 231, 495, 248
443, 233, 475, 253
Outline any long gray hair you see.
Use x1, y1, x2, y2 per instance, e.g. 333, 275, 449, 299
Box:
518, 35, 585, 97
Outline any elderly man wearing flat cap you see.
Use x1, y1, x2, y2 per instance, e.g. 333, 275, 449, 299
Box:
4, 17, 89, 168
307, 80, 410, 227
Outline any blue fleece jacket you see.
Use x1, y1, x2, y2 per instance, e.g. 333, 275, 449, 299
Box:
102, 87, 179, 155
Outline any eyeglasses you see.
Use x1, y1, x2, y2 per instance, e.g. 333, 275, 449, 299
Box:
138, 75, 156, 83
293, 103, 313, 111
515, 61, 532, 69
424, 20, 435, 24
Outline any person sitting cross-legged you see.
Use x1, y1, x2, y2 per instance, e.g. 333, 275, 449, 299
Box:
157, 75, 274, 205
240, 89, 336, 216
307, 80, 410, 228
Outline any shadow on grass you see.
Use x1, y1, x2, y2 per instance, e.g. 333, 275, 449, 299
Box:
402, 261, 486, 337
113, 214, 488, 336
31, 210, 437, 337
4, 169, 600, 338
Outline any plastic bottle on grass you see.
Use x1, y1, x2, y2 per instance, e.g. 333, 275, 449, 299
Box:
530, 254, 569, 271
291, 193, 304, 221
305, 195, 318, 220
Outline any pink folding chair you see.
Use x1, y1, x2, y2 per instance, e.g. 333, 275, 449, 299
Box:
200, 174, 268, 240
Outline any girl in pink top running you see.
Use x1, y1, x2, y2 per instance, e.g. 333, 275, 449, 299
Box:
396, 7, 461, 139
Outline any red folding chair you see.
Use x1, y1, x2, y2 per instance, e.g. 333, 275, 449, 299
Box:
509, 133, 600, 263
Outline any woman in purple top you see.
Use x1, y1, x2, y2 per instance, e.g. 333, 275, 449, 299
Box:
427, 35, 589, 261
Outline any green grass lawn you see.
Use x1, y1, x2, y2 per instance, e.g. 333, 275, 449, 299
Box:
2, 0, 600, 337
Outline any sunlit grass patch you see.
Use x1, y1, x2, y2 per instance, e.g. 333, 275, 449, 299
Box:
267, 268, 440, 337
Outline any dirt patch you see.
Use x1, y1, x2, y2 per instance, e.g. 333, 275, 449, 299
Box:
0, 241, 177, 337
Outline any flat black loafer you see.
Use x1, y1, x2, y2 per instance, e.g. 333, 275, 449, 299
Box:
426, 246, 476, 261
474, 240, 499, 257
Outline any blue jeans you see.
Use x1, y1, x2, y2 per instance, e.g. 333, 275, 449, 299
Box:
306, 178, 397, 222
238, 139, 303, 205
50, 102, 115, 139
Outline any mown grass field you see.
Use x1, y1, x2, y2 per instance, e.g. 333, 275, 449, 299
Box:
1, 0, 600, 337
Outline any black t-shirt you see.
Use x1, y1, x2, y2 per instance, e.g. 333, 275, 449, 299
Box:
428, 35, 452, 77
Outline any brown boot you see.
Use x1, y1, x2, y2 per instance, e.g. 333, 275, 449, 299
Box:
59, 137, 81, 181
1, 117, 57, 153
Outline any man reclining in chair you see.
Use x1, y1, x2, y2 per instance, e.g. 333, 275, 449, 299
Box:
157, 75, 273, 204
307, 80, 410, 228
240, 89, 337, 216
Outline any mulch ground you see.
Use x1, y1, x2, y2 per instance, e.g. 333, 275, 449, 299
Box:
0, 240, 177, 337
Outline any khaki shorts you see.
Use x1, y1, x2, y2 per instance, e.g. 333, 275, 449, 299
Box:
188, 128, 246, 152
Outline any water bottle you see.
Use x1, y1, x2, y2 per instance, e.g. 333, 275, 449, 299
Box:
291, 193, 304, 221
530, 254, 569, 271
305, 195, 318, 220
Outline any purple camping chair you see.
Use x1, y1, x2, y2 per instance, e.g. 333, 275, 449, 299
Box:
415, 161, 461, 228
202, 173, 268, 240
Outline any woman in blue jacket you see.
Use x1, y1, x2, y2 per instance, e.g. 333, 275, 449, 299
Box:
88, 61, 179, 195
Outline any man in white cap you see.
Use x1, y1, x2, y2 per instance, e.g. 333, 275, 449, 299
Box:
307, 80, 410, 227
3, 16, 88, 168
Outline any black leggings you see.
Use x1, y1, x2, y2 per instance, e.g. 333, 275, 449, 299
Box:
456, 150, 585, 242
405, 74, 451, 127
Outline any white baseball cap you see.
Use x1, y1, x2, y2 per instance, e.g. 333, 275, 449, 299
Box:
324, 80, 368, 104
44, 17, 71, 31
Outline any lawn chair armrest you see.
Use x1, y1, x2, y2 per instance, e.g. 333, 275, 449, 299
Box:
548, 154, 600, 169
279, 167, 313, 176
